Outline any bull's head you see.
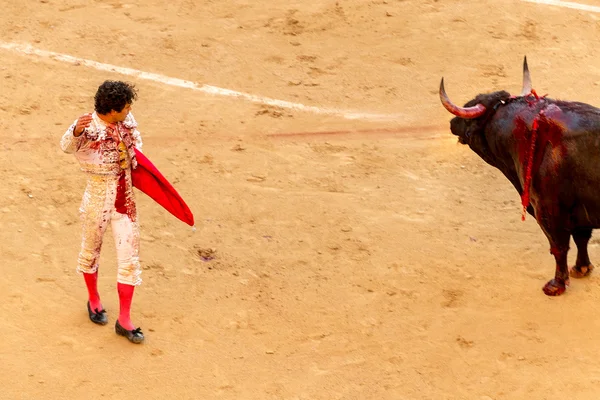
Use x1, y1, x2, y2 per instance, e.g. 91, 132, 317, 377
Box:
439, 57, 531, 158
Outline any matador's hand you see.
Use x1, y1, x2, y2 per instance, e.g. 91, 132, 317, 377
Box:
73, 113, 93, 137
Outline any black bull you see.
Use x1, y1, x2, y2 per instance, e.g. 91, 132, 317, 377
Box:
440, 57, 600, 296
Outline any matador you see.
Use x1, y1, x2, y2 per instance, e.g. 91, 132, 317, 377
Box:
60, 80, 145, 344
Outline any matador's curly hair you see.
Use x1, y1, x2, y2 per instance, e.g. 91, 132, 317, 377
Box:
94, 80, 138, 114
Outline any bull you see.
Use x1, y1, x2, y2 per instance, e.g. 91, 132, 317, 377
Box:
440, 57, 600, 296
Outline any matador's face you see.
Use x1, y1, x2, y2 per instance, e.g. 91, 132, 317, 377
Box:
111, 103, 132, 123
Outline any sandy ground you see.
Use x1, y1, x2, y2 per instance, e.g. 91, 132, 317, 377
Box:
3, 0, 600, 399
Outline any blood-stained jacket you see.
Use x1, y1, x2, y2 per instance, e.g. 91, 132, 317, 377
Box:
61, 112, 142, 175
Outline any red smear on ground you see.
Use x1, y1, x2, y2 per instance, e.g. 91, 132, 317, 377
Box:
266, 125, 445, 139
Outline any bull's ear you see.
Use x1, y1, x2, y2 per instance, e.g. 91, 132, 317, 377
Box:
520, 56, 532, 96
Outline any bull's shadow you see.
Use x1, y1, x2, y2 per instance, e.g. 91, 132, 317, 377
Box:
440, 57, 600, 296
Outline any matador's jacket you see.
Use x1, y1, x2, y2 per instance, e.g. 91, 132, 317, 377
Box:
60, 112, 143, 286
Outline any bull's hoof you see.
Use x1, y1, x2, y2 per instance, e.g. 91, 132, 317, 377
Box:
570, 264, 594, 279
543, 279, 569, 296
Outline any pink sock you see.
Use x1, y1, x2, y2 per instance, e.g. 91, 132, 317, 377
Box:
117, 283, 136, 330
83, 272, 103, 312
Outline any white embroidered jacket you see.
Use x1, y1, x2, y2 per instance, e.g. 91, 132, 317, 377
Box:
60, 112, 143, 175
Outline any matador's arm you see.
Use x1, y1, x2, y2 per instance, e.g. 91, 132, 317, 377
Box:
60, 120, 86, 154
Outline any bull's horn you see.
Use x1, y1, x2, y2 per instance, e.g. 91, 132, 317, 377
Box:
520, 56, 532, 96
439, 78, 486, 119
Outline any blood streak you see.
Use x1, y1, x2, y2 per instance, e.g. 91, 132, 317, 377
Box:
512, 101, 567, 221
521, 117, 540, 220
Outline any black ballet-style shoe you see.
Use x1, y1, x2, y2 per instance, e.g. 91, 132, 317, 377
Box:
87, 301, 108, 325
115, 320, 145, 344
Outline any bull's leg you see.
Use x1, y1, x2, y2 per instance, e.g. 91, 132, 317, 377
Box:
542, 230, 571, 296
570, 228, 595, 278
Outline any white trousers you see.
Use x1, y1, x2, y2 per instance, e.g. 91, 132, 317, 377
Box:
76, 170, 142, 286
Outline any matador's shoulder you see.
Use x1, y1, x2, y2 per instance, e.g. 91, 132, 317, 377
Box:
123, 113, 138, 129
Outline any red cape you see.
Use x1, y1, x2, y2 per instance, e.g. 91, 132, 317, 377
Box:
131, 148, 195, 226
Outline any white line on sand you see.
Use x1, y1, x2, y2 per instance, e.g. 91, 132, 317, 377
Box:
0, 41, 403, 122
523, 0, 600, 13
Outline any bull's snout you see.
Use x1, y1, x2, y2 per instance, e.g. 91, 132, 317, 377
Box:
450, 117, 468, 144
